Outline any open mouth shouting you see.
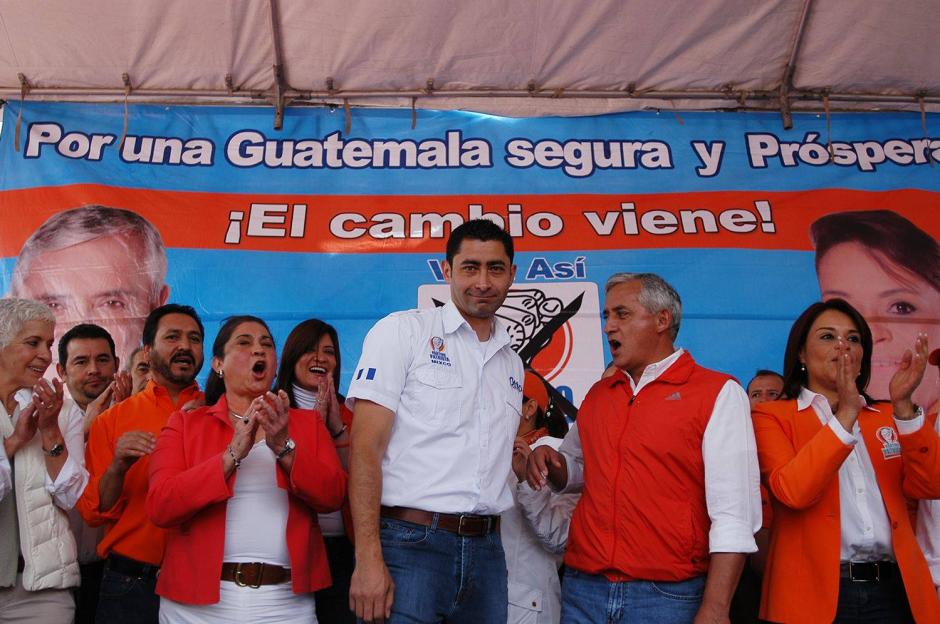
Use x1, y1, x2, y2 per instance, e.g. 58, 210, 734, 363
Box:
608, 339, 622, 354
171, 352, 196, 370
251, 359, 269, 379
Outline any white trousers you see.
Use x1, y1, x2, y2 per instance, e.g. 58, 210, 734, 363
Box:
159, 581, 316, 624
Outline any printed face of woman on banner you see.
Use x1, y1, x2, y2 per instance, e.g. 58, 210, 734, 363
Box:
813, 210, 940, 414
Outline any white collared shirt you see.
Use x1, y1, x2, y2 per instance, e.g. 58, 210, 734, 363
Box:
798, 387, 924, 562
559, 348, 762, 554
348, 300, 524, 515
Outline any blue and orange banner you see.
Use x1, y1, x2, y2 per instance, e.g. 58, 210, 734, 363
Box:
1, 102, 937, 410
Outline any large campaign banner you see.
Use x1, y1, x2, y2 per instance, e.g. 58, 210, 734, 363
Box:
0, 102, 937, 416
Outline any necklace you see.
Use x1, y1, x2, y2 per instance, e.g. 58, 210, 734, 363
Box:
229, 409, 248, 422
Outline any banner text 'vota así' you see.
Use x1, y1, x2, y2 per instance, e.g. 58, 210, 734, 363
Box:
22, 122, 940, 176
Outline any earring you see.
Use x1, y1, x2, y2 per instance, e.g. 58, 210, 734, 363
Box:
800, 363, 806, 372
217, 369, 224, 378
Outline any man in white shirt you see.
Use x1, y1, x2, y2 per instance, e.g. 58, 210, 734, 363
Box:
348, 219, 524, 624
528, 273, 761, 624
57, 323, 131, 624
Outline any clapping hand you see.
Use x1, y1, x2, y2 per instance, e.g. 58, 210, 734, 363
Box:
32, 378, 64, 433
256, 390, 291, 454
317, 374, 344, 435
889, 332, 929, 420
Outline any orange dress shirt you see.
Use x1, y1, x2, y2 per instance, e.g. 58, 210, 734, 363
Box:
76, 380, 203, 565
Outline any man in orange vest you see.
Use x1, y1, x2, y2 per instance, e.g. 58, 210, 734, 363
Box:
528, 272, 761, 623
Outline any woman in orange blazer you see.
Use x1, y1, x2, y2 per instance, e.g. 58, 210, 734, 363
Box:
146, 315, 346, 623
754, 299, 940, 623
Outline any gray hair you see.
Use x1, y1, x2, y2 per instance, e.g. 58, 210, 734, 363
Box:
605, 272, 682, 340
0, 298, 55, 348
124, 344, 146, 372
11, 205, 167, 298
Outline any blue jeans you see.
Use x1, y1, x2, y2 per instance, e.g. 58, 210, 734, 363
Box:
833, 576, 914, 623
560, 569, 705, 624
95, 566, 159, 624
378, 517, 508, 623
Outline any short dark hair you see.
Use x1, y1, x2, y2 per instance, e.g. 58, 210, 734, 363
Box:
274, 318, 342, 408
812, 210, 940, 293
781, 299, 874, 402
142, 304, 204, 347
446, 219, 514, 265
205, 315, 273, 406
746, 369, 783, 392
58, 323, 116, 365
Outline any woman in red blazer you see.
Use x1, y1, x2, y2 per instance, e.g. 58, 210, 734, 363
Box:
146, 315, 346, 623
754, 299, 940, 623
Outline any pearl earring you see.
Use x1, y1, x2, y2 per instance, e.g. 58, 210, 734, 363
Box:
217, 369, 224, 378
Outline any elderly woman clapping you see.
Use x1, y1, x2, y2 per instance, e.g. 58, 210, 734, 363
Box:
0, 298, 86, 623
146, 315, 347, 623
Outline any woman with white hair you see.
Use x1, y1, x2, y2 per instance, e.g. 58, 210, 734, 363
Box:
0, 298, 87, 623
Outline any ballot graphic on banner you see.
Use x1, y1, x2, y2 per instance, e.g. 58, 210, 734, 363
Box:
417, 282, 604, 407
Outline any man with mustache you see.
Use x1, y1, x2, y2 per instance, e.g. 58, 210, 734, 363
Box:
348, 219, 523, 623
77, 304, 204, 624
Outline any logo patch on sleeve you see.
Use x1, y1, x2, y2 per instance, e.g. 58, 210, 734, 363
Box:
356, 367, 377, 381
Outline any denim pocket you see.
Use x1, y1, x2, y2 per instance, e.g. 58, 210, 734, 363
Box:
379, 518, 431, 547
98, 569, 139, 599
649, 576, 706, 602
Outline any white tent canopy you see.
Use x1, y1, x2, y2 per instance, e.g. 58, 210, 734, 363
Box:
0, 0, 938, 124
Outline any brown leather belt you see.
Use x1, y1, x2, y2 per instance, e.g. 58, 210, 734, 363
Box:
381, 506, 499, 537
221, 562, 291, 588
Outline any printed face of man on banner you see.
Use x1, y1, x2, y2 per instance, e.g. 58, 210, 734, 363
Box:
9, 205, 170, 366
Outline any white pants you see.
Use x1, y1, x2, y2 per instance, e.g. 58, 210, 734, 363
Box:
159, 581, 316, 624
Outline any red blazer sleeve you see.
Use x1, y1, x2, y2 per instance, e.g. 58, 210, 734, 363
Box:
899, 416, 940, 499
77, 408, 126, 526
146, 409, 234, 528
281, 408, 347, 513
753, 401, 853, 510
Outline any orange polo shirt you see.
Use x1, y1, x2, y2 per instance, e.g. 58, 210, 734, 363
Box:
77, 380, 203, 565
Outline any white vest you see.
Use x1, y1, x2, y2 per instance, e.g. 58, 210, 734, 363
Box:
0, 391, 80, 590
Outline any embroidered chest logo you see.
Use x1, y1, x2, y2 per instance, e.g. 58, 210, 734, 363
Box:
876, 426, 901, 460
429, 336, 452, 367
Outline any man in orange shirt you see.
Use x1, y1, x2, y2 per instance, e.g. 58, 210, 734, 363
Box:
77, 304, 204, 624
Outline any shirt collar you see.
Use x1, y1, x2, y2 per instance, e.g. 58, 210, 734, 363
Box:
441, 299, 511, 350
627, 347, 681, 386
796, 386, 880, 413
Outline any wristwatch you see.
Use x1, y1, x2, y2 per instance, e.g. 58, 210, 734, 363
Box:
42, 442, 65, 457
275, 438, 296, 460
